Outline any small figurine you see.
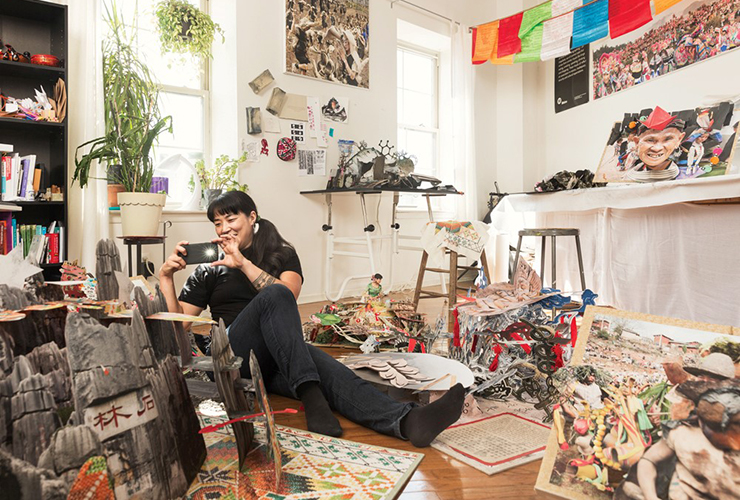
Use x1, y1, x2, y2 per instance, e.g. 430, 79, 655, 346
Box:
364, 273, 383, 299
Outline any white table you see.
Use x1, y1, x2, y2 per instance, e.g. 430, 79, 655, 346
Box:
488, 175, 740, 326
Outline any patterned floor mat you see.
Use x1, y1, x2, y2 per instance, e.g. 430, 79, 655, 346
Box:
188, 413, 423, 500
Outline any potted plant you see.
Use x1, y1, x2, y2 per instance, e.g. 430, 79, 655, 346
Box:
74, 2, 172, 237
194, 153, 248, 206
155, 0, 224, 60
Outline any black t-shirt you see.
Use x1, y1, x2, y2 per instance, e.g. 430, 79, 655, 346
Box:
178, 246, 303, 327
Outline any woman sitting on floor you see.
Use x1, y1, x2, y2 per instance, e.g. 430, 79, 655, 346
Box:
159, 191, 464, 447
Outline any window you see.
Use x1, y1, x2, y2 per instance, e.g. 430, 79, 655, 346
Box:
397, 44, 439, 209
107, 0, 210, 208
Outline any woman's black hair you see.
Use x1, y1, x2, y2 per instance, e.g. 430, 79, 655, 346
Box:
207, 191, 295, 278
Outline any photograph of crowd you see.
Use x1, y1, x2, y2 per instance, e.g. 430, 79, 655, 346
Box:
592, 0, 740, 100
285, 0, 370, 88
536, 307, 740, 500
593, 102, 738, 183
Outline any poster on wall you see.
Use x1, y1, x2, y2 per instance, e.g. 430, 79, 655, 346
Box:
554, 45, 590, 114
593, 102, 738, 183
592, 0, 740, 101
285, 0, 370, 89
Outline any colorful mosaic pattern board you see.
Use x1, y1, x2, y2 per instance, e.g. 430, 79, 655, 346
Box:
432, 413, 551, 475
188, 414, 423, 499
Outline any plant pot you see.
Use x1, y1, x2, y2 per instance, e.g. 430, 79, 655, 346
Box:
117, 192, 166, 237
180, 19, 192, 41
108, 184, 125, 208
204, 188, 222, 207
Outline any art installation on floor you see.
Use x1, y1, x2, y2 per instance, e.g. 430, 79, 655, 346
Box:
188, 413, 423, 500
535, 306, 740, 500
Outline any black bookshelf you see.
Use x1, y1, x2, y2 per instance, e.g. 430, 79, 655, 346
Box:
0, 0, 68, 280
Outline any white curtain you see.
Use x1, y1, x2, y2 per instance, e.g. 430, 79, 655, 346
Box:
65, 0, 109, 270
450, 23, 478, 222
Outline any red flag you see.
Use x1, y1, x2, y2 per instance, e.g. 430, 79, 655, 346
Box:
497, 12, 524, 58
609, 0, 652, 39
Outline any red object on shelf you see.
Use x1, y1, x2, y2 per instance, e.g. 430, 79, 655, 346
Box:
30, 54, 61, 67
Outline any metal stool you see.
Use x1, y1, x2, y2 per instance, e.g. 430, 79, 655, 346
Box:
513, 228, 586, 290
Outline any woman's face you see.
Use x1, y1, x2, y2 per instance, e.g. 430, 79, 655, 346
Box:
637, 127, 685, 169
213, 211, 256, 249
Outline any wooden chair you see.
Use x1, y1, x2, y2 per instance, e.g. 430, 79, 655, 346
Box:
412, 249, 491, 331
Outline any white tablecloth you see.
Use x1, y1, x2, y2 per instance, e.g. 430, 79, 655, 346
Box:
488, 177, 740, 327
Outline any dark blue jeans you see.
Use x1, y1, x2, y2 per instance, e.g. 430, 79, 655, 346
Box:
227, 284, 413, 438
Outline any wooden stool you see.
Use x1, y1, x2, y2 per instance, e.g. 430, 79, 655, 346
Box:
413, 249, 491, 330
513, 228, 586, 290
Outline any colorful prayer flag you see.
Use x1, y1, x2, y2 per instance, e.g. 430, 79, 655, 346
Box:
497, 12, 524, 58
519, 1, 553, 37
516, 24, 544, 62
552, 0, 582, 17
472, 22, 498, 64
487, 21, 515, 65
541, 12, 574, 61
571, 0, 609, 49
653, 0, 683, 15
609, 0, 652, 39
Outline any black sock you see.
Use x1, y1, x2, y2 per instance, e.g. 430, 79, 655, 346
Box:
296, 381, 343, 437
400, 383, 465, 448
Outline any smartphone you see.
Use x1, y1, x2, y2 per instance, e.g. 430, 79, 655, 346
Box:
179, 242, 219, 265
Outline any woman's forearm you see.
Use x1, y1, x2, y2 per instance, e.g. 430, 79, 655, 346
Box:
159, 274, 184, 314
240, 261, 279, 290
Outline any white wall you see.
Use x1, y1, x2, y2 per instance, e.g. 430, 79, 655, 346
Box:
101, 0, 488, 303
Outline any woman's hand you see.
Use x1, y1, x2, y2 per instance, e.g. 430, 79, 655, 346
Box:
211, 234, 247, 270
160, 240, 189, 278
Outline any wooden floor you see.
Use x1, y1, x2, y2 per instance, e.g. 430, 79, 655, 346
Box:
281, 291, 544, 500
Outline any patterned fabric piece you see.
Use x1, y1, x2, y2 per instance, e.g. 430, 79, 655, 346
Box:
67, 456, 115, 500
187, 416, 423, 500
277, 138, 297, 161
420, 220, 490, 268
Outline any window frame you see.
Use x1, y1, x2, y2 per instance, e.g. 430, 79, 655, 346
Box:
119, 0, 212, 208
396, 42, 441, 211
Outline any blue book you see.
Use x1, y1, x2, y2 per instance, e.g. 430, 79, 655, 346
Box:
12, 218, 17, 248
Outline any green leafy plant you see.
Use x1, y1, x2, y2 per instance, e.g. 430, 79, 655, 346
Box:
155, 0, 224, 59
194, 153, 248, 192
73, 1, 172, 192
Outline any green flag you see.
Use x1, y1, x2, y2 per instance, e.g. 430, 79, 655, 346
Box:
515, 24, 544, 62
519, 1, 553, 37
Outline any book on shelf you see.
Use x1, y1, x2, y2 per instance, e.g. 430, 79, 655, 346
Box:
1, 152, 53, 201
0, 218, 64, 262
0, 144, 12, 153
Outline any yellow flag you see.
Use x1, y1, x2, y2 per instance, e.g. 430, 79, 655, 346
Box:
472, 22, 498, 64
653, 0, 683, 14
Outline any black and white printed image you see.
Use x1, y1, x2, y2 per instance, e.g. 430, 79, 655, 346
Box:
286, 0, 370, 88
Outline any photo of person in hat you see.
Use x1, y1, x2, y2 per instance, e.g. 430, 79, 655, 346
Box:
626, 107, 686, 182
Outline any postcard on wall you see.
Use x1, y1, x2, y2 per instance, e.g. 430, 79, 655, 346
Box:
321, 96, 349, 123
297, 149, 326, 177
266, 87, 287, 116
535, 306, 740, 500
279, 93, 309, 121
262, 112, 281, 134
594, 102, 738, 183
289, 121, 305, 143
249, 69, 274, 95
246, 107, 262, 135
307, 96, 321, 137
285, 0, 370, 89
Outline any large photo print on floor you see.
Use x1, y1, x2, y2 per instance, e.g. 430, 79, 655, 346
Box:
286, 0, 370, 88
592, 0, 740, 100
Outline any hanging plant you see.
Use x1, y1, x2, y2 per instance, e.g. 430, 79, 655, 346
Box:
155, 0, 224, 59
